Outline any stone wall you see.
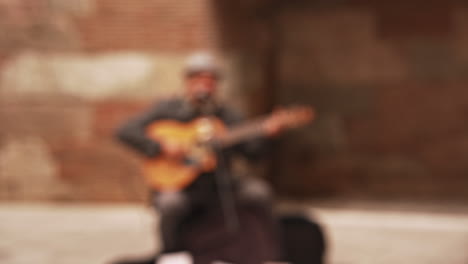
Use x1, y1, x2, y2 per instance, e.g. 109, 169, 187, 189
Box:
0, 0, 242, 202
271, 1, 468, 202
2, 0, 468, 203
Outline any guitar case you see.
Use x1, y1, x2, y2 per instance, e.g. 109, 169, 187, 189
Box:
110, 205, 326, 264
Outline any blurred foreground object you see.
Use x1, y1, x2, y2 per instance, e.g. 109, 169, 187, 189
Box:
111, 208, 325, 264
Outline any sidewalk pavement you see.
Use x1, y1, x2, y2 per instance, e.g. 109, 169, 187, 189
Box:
1, 202, 468, 264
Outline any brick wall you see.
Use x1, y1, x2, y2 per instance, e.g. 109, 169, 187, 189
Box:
0, 0, 228, 202
270, 1, 468, 202
78, 0, 218, 51
2, 0, 468, 203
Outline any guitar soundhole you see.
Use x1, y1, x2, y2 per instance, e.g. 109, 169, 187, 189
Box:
196, 118, 216, 142
183, 157, 198, 167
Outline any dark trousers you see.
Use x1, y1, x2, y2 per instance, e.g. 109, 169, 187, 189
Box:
152, 175, 273, 253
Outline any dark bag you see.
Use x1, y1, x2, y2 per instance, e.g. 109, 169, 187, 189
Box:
111, 207, 325, 264
279, 214, 326, 264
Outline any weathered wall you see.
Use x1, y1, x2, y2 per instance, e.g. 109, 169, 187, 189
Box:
2, 0, 468, 203
271, 1, 468, 202
0, 0, 245, 202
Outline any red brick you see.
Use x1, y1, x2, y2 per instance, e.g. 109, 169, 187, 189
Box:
77, 0, 218, 52
347, 82, 468, 154
0, 95, 92, 143
50, 139, 146, 202
2, 0, 468, 203
92, 100, 152, 138
375, 1, 454, 40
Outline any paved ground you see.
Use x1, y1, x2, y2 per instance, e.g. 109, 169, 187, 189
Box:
1, 202, 468, 264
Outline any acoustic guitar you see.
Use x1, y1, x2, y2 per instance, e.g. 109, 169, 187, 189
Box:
144, 106, 314, 191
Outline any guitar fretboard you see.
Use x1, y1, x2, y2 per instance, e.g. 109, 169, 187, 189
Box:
212, 105, 313, 148
217, 117, 268, 147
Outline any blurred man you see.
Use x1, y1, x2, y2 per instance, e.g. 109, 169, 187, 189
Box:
116, 52, 285, 257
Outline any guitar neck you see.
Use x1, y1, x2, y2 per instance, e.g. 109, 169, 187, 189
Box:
215, 105, 314, 148
217, 117, 267, 148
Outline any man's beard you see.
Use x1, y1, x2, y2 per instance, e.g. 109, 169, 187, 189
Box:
193, 91, 216, 115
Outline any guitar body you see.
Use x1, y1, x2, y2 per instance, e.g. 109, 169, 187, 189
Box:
144, 118, 227, 191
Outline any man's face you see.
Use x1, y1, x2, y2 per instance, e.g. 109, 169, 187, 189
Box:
185, 72, 218, 104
